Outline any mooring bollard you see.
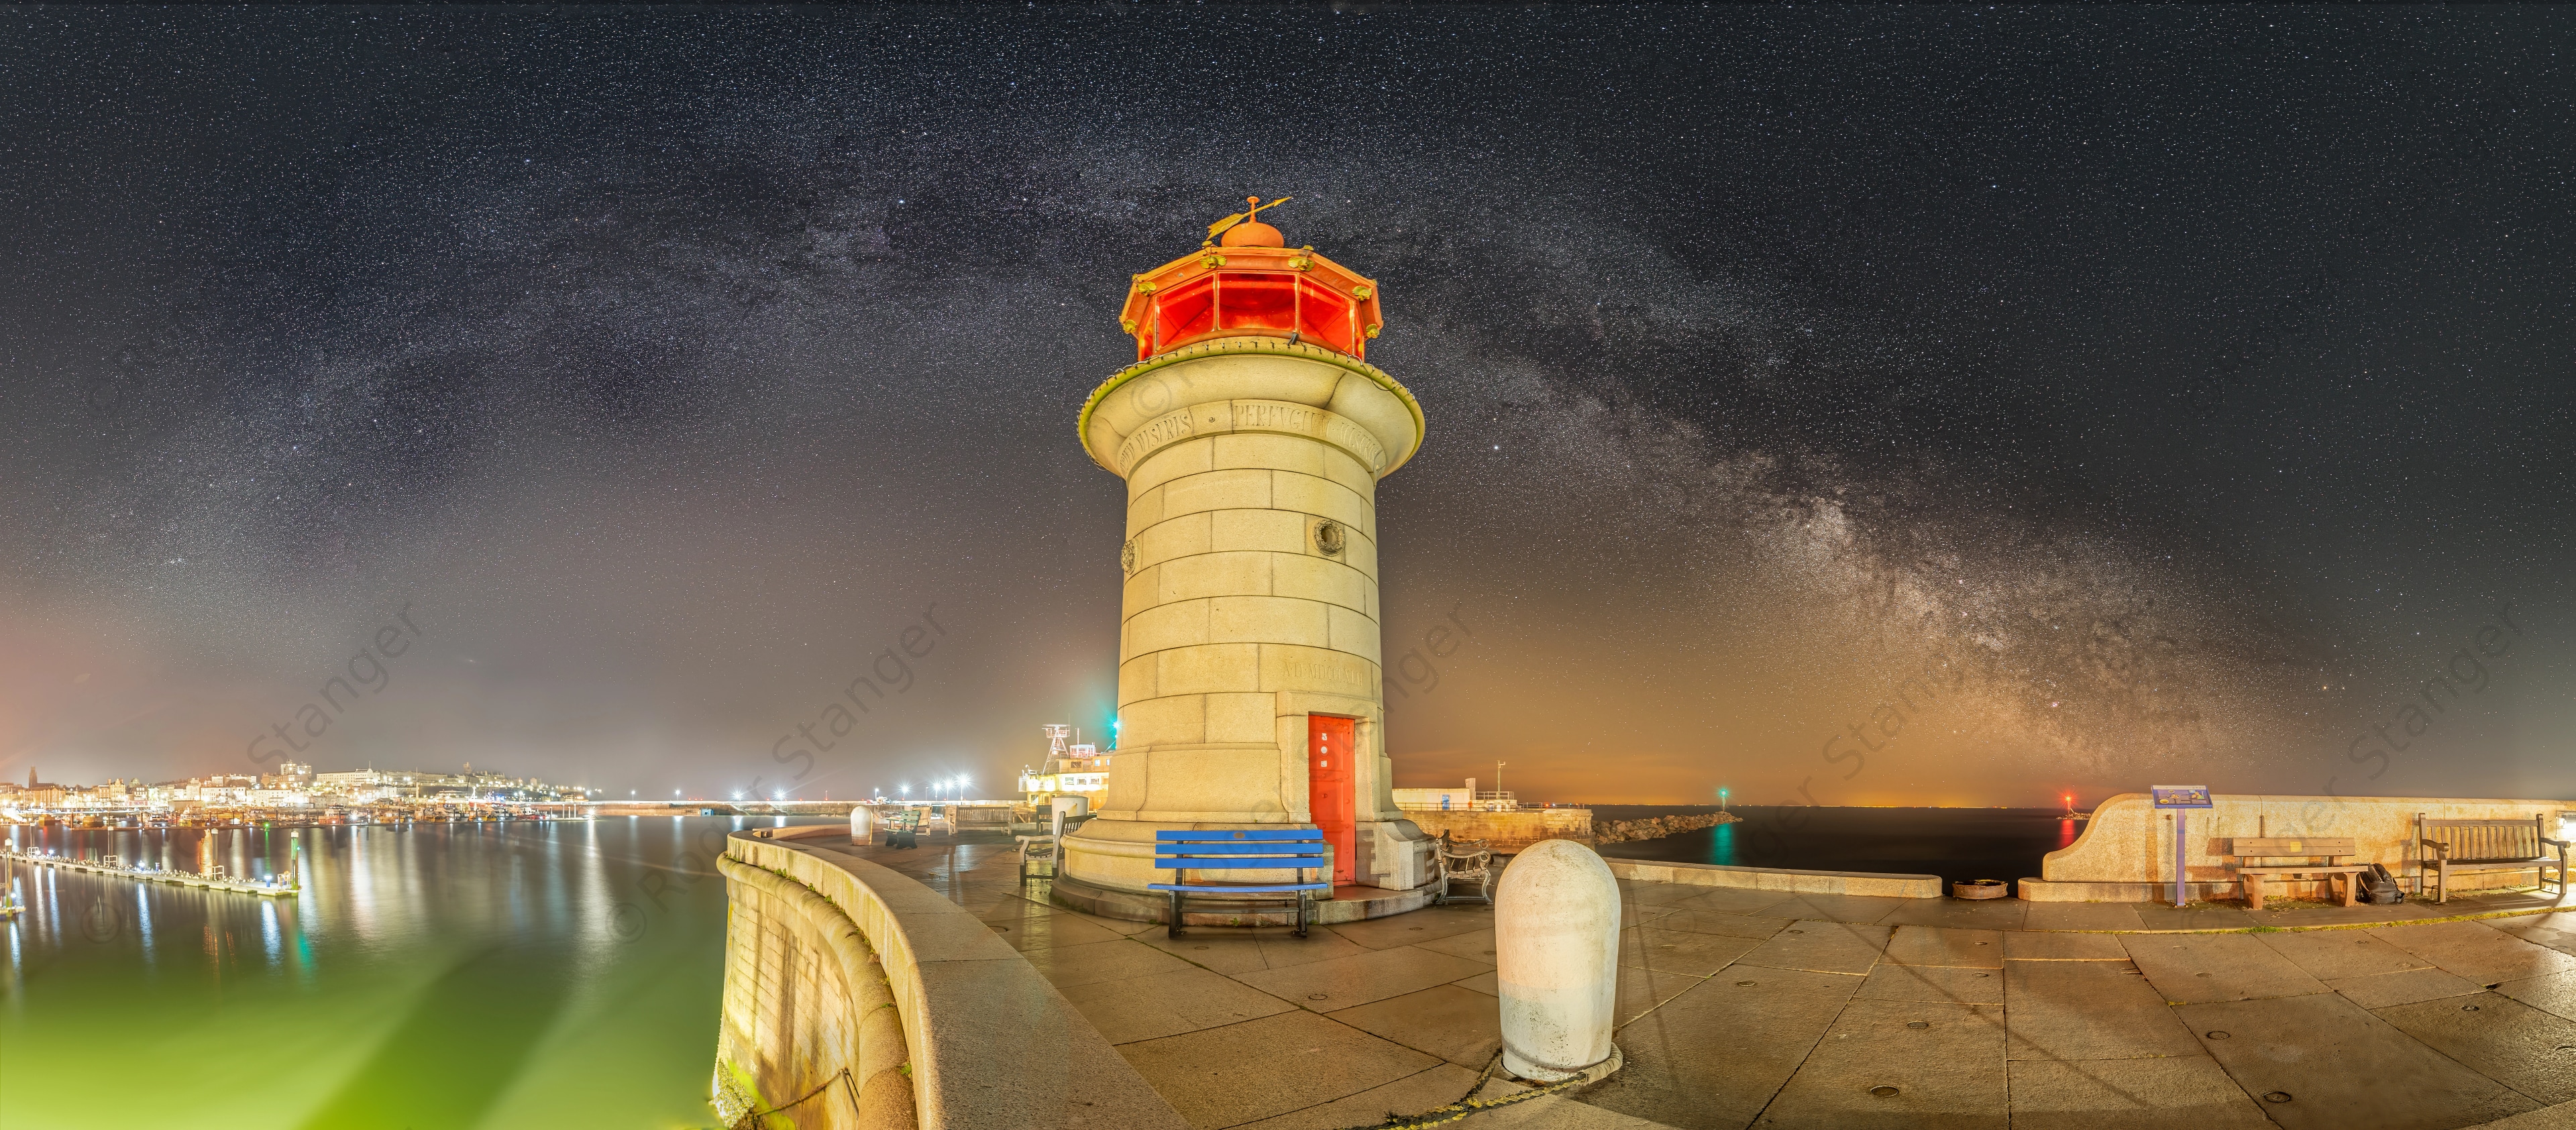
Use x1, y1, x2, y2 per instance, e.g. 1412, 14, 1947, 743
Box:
850, 804, 873, 846
1495, 838, 1621, 1082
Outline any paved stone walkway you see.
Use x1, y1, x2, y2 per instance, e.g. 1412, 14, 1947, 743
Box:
834, 838, 2576, 1130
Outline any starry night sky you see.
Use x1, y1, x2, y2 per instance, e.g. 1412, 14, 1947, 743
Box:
5, 7, 2570, 806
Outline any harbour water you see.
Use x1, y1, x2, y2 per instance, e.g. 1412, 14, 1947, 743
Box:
0, 817, 818, 1129
1590, 805, 2082, 888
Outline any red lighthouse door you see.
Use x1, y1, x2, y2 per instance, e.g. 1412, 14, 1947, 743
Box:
1307, 716, 1358, 885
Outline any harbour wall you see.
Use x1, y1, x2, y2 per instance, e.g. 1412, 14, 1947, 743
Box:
1401, 807, 1592, 853
717, 826, 1184, 1130
2023, 793, 2573, 903
1602, 858, 1944, 899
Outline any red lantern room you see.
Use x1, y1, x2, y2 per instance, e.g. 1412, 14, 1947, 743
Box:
1118, 196, 1385, 362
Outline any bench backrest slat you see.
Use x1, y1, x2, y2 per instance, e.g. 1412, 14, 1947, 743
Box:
1153, 856, 1325, 870
2224, 838, 2356, 856
1156, 829, 1326, 842
2422, 816, 2543, 862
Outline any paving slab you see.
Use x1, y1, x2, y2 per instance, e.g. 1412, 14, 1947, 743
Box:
2496, 970, 2576, 1023
1856, 963, 2004, 1006
1232, 1063, 1484, 1130
1671, 887, 1813, 916
2493, 913, 2576, 960
1580, 967, 1864, 1130
2004, 1057, 2275, 1129
1883, 926, 2003, 968
2261, 929, 2439, 980
2375, 992, 2576, 1105
2330, 967, 2489, 1009
2021, 902, 2147, 932
2004, 960, 2199, 1061
1328, 905, 1496, 950
1754, 893, 1911, 924
2456, 1098, 2576, 1130
1621, 880, 1728, 907
1614, 964, 1711, 1027
1408, 925, 1501, 964
1619, 926, 1767, 976
2377, 921, 2576, 984
2002, 931, 2127, 962
1233, 944, 1494, 1013
1327, 984, 1503, 1067
2178, 992, 2538, 1129
2121, 932, 2332, 1004
1646, 909, 1792, 942
1057, 965, 1299, 1044
1452, 970, 1498, 997
1735, 920, 1892, 976
1754, 1000, 2006, 1129
2131, 903, 2263, 931
1114, 1009, 1441, 1130
1621, 901, 1684, 929
1876, 899, 2030, 931
1024, 938, 1199, 989
985, 909, 1129, 953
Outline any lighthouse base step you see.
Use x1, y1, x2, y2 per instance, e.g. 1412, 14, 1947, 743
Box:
1051, 870, 1436, 926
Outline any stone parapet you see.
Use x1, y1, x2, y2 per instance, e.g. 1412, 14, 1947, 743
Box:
1600, 858, 1943, 899
718, 826, 1187, 1130
1404, 808, 1595, 853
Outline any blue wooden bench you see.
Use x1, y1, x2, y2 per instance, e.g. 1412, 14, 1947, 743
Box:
1150, 829, 1330, 938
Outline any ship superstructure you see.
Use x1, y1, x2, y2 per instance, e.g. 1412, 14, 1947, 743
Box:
1019, 723, 1111, 807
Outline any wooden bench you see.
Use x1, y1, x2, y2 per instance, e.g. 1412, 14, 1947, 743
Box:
2418, 814, 2570, 904
1150, 829, 1329, 938
2222, 838, 2369, 909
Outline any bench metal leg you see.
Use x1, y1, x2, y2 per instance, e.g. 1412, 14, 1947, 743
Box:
1295, 891, 1309, 938
1168, 891, 1185, 939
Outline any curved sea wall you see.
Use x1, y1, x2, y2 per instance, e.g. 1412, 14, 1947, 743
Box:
1595, 811, 1740, 844
2025, 793, 2573, 903
716, 826, 1185, 1130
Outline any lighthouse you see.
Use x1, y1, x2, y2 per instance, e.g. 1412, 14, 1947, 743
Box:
1055, 199, 1438, 921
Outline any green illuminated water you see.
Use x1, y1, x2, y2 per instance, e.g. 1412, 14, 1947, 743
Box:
1, 817, 799, 1129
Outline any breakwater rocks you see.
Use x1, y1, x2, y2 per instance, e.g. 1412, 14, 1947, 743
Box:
1595, 811, 1741, 844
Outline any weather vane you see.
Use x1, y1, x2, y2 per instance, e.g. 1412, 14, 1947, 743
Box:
1206, 194, 1292, 241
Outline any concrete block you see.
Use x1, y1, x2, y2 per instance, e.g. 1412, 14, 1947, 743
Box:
1270, 469, 1373, 530
1208, 507, 1306, 553
1126, 436, 1213, 499
1158, 549, 1271, 602
1212, 431, 1327, 476
1159, 467, 1273, 518
1324, 602, 1381, 663
1256, 643, 1376, 698
1270, 553, 1368, 612
1128, 511, 1210, 570
1756, 1000, 2008, 1129
1737, 920, 1892, 976
1124, 599, 1210, 656
2004, 960, 2200, 1061
1155, 643, 1263, 695
1118, 695, 1205, 745
1208, 595, 1330, 648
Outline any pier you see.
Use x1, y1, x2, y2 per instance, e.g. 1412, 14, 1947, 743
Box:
1, 848, 299, 898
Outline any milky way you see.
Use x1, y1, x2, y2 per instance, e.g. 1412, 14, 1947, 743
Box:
5, 7, 2569, 803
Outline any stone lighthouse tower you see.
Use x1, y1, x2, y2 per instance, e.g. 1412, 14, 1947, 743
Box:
1056, 199, 1437, 921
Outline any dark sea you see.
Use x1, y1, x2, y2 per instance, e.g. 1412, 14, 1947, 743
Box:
1582, 805, 2085, 889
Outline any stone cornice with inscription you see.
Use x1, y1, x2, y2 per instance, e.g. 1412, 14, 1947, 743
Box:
1114, 398, 1391, 479
1077, 336, 1424, 477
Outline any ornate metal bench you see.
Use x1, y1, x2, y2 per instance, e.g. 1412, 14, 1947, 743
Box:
2417, 813, 2569, 904
1433, 832, 1494, 906
1149, 829, 1328, 938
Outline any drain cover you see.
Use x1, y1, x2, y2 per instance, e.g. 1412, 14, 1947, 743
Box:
2263, 1092, 2293, 1104
1736, 980, 1758, 986
2464, 1004, 2481, 1011
2206, 1031, 2231, 1040
1870, 1086, 1900, 1098
1906, 1021, 1930, 1029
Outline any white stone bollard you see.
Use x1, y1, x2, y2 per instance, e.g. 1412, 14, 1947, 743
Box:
1495, 838, 1621, 1082
849, 804, 873, 846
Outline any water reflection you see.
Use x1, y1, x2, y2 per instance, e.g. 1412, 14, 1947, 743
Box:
0, 817, 796, 1127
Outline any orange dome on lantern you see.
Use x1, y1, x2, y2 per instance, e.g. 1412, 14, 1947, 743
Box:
1116, 196, 1384, 361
